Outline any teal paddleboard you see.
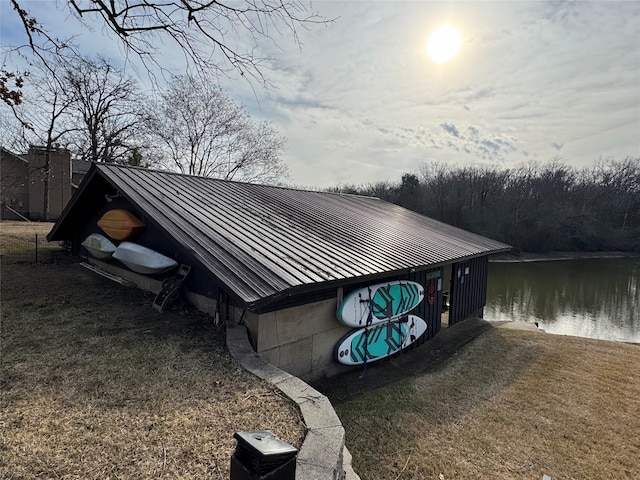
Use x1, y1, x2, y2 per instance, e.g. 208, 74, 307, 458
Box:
337, 280, 425, 327
334, 315, 427, 366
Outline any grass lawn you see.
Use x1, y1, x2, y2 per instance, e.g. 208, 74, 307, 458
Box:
0, 222, 305, 479
337, 328, 640, 480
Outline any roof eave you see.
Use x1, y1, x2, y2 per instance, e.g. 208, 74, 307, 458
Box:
248, 246, 513, 313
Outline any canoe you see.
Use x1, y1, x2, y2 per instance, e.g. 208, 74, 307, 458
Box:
81, 233, 117, 259
97, 209, 145, 240
112, 241, 178, 275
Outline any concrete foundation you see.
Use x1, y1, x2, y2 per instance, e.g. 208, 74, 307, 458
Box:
245, 297, 352, 381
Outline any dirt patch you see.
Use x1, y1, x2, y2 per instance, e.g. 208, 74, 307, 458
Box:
0, 222, 305, 479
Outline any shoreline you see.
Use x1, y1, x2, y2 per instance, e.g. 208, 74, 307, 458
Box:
490, 250, 640, 263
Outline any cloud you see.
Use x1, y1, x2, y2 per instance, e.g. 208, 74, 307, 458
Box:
138, 0, 638, 176
440, 122, 460, 137
430, 122, 521, 163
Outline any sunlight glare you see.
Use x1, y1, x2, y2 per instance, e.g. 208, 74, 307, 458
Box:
427, 24, 462, 63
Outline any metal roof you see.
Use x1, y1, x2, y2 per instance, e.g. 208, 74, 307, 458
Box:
49, 164, 511, 307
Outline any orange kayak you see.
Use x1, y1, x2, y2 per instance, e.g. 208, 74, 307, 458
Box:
97, 209, 146, 240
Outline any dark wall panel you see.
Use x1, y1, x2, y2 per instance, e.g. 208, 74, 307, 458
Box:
449, 256, 488, 325
399, 268, 443, 345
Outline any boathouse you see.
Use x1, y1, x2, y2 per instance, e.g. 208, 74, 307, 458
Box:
48, 164, 510, 380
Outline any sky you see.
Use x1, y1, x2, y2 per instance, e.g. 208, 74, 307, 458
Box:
1, 1, 639, 188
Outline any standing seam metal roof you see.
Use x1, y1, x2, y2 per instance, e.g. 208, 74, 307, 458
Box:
50, 164, 511, 307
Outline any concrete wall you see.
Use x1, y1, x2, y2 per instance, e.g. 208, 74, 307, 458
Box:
245, 297, 352, 381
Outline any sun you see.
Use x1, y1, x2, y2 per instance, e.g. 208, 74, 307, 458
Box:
427, 24, 462, 63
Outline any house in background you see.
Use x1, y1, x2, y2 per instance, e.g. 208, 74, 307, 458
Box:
0, 148, 29, 220
1, 146, 74, 221
72, 157, 92, 188
48, 163, 511, 381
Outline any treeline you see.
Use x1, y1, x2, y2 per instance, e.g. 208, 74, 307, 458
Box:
332, 158, 640, 253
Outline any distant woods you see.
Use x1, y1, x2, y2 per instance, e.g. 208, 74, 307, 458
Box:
332, 158, 640, 253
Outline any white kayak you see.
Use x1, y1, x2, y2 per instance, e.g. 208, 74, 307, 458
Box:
81, 233, 117, 260
112, 241, 178, 275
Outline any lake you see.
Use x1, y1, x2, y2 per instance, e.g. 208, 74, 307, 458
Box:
485, 257, 640, 344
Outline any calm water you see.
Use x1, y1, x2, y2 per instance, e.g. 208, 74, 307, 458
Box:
485, 258, 640, 344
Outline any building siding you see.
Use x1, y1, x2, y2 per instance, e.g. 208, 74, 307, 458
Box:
448, 256, 489, 325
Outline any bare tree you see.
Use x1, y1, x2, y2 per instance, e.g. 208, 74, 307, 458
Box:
146, 74, 288, 183
31, 74, 74, 220
63, 56, 147, 164
0, 59, 77, 219
0, 110, 29, 153
420, 160, 453, 221
589, 157, 640, 232
4, 0, 328, 94
3, 59, 75, 147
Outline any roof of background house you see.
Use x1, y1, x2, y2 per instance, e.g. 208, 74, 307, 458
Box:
72, 158, 92, 174
48, 164, 511, 308
1, 147, 28, 163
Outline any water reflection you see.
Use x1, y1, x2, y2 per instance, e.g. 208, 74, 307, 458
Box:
485, 258, 640, 343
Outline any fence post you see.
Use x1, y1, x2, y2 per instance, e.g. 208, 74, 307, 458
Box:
35, 233, 38, 263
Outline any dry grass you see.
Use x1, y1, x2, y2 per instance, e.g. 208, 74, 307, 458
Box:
337, 329, 640, 480
0, 221, 63, 263
0, 222, 305, 479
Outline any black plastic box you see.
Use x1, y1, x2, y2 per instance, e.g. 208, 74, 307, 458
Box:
231, 431, 298, 480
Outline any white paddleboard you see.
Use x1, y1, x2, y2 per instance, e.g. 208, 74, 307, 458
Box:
335, 315, 427, 366
337, 280, 425, 327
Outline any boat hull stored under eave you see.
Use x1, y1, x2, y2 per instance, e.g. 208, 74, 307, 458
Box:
81, 233, 117, 260
112, 241, 178, 275
97, 209, 146, 240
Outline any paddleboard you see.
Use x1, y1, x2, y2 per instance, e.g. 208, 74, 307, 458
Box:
81, 233, 117, 259
337, 280, 425, 327
97, 209, 146, 240
112, 241, 178, 275
335, 315, 427, 366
